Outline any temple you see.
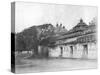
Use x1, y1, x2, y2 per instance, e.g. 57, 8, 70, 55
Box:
15, 19, 97, 59
47, 19, 97, 59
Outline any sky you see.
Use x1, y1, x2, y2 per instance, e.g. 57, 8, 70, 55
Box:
15, 2, 97, 33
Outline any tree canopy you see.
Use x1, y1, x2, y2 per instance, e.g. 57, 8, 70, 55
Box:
16, 24, 56, 52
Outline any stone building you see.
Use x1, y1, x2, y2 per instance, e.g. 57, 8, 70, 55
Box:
49, 19, 97, 59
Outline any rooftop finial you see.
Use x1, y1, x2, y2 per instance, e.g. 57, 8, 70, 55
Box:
60, 23, 62, 27
80, 18, 83, 23
56, 22, 59, 27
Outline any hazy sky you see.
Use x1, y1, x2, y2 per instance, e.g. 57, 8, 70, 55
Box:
15, 2, 97, 33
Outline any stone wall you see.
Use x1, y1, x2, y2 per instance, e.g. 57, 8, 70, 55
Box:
49, 46, 61, 57
48, 43, 97, 59
87, 43, 97, 59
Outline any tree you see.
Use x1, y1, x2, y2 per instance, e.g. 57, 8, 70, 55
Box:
16, 33, 26, 52
38, 24, 55, 46
16, 26, 39, 55
16, 24, 56, 58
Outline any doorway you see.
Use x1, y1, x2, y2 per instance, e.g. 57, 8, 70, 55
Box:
70, 46, 73, 56
83, 44, 88, 58
60, 46, 63, 57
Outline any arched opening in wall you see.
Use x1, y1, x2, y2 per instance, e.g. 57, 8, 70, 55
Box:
83, 44, 88, 58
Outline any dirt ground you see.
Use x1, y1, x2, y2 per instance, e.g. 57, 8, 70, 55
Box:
15, 58, 97, 73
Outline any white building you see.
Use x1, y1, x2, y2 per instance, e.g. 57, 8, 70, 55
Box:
49, 19, 97, 59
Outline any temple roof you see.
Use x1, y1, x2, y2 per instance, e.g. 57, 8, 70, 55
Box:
49, 19, 96, 42
70, 19, 88, 32
74, 19, 88, 28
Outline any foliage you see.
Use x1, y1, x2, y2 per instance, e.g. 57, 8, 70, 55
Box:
16, 24, 56, 52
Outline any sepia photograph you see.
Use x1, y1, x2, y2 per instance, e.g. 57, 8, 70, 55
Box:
11, 2, 98, 73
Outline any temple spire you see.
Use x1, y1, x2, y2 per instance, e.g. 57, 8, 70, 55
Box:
80, 18, 83, 23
